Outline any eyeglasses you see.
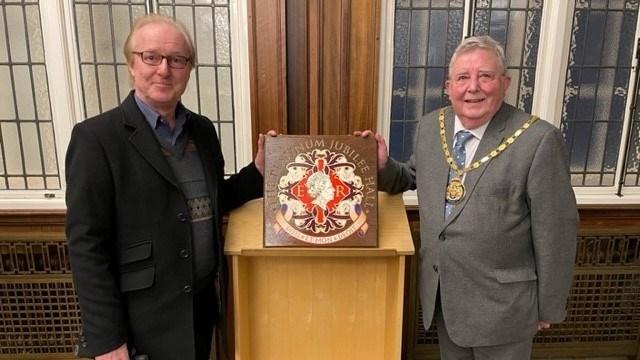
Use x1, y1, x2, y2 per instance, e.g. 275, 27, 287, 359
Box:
132, 51, 190, 69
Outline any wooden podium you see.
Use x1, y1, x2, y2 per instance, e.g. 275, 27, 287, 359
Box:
224, 192, 414, 359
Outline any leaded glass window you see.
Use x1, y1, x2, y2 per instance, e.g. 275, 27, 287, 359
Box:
73, 1, 145, 116
390, 0, 464, 162
560, 0, 638, 187
0, 1, 247, 205
0, 0, 59, 190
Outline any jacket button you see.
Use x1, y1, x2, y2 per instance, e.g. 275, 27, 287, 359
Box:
433, 265, 438, 272
177, 213, 187, 222
183, 285, 192, 294
439, 234, 446, 241
82, 342, 87, 348
179, 249, 189, 258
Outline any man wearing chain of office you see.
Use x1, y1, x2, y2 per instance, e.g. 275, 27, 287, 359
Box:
357, 35, 579, 359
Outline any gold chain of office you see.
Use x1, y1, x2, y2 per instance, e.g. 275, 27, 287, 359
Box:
439, 107, 538, 204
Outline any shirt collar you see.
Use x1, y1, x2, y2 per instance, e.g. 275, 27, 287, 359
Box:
134, 94, 189, 130
453, 115, 490, 141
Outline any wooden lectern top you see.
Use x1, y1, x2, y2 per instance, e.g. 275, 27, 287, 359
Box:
225, 192, 414, 257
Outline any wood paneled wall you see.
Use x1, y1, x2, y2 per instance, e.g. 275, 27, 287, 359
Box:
247, 0, 288, 142
248, 0, 381, 149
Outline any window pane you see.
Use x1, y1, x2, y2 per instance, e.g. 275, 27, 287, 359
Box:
2, 122, 22, 175
561, 0, 638, 187
0, 66, 15, 120
97, 65, 119, 111
0, 2, 59, 190
198, 66, 218, 120
219, 122, 235, 175
215, 6, 231, 65
6, 5, 28, 62
21, 122, 43, 175
92, 5, 115, 63
196, 7, 216, 64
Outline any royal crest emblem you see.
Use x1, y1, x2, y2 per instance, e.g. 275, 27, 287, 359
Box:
263, 136, 378, 247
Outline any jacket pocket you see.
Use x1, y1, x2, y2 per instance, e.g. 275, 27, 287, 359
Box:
119, 241, 154, 292
476, 185, 514, 197
493, 267, 537, 283
120, 265, 155, 292
120, 241, 152, 265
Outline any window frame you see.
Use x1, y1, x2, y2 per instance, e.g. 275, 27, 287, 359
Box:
377, 1, 640, 206
0, 0, 253, 210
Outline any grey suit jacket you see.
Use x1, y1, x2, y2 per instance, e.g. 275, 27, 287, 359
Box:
379, 103, 579, 347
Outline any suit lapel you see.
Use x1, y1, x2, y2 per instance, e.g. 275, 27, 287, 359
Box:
120, 93, 179, 188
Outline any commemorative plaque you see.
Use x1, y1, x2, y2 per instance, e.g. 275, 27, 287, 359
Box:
263, 135, 378, 247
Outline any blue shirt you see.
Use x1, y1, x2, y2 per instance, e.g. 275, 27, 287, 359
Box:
134, 94, 188, 145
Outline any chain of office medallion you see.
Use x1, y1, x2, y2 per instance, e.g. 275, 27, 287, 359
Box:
439, 107, 538, 177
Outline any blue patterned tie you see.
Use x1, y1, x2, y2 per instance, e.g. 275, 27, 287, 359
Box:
445, 131, 473, 218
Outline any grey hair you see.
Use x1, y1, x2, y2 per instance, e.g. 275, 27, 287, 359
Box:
448, 35, 507, 77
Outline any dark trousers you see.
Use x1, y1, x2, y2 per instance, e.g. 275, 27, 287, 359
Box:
194, 282, 218, 360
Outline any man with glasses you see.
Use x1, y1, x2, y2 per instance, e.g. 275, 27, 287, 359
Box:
65, 13, 273, 360
357, 36, 578, 359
